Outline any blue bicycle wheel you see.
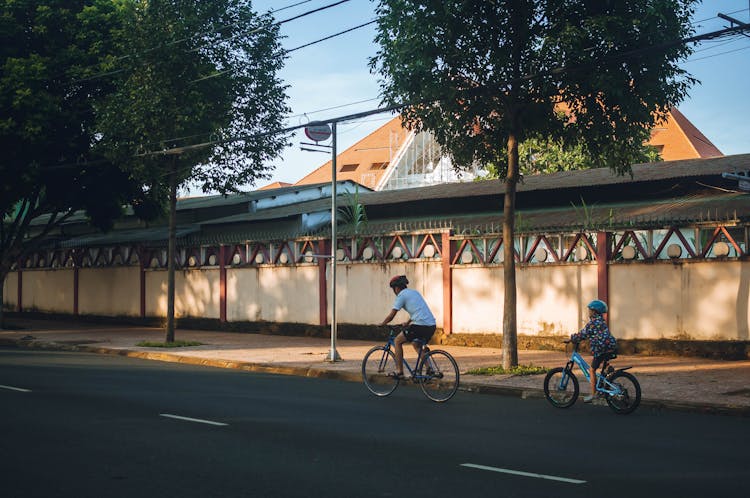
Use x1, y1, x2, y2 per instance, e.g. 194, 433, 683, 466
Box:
543, 367, 579, 408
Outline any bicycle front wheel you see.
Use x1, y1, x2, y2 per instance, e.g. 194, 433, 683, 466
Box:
418, 350, 459, 402
605, 371, 641, 415
543, 367, 579, 408
362, 346, 400, 397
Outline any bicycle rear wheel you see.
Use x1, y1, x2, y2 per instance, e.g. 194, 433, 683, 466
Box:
543, 367, 579, 408
605, 371, 641, 415
418, 350, 459, 402
362, 346, 400, 396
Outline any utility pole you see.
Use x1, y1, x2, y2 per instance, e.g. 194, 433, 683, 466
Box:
301, 120, 341, 362
327, 121, 342, 362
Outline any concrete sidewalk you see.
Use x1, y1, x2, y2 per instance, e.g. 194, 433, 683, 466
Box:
1, 318, 749, 416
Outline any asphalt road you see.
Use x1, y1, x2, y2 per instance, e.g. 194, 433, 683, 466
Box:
1, 348, 747, 498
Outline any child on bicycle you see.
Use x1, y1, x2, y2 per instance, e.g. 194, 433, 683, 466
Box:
570, 299, 617, 403
378, 275, 436, 379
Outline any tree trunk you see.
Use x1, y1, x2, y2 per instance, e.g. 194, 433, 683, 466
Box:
502, 133, 520, 369
165, 161, 177, 343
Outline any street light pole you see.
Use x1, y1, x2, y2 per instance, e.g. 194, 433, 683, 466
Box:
327, 120, 342, 362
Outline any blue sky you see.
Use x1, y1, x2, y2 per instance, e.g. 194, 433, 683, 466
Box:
251, 0, 750, 189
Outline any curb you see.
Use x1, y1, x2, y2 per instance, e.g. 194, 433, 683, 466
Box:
4, 338, 749, 417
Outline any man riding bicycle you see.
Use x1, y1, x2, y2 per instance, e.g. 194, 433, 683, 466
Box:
378, 275, 436, 380
570, 299, 617, 403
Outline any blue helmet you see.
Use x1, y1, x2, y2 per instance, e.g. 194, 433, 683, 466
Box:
588, 299, 608, 314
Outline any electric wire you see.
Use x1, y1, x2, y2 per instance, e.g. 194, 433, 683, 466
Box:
685, 43, 750, 62
67, 0, 353, 86
142, 23, 750, 159
10, 20, 750, 177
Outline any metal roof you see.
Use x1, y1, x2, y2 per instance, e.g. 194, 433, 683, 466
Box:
40, 154, 750, 247
353, 153, 750, 206
328, 192, 750, 236
58, 226, 199, 249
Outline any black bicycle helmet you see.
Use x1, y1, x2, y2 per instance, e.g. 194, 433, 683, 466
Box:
389, 275, 409, 289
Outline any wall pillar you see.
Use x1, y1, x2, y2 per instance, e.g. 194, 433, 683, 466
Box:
596, 231, 610, 314
441, 231, 454, 334
16, 262, 22, 313
219, 245, 227, 323
139, 248, 146, 318
318, 239, 328, 327
73, 266, 79, 315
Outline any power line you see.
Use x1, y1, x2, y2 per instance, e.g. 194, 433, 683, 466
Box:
68, 0, 354, 86
685, 43, 750, 62
142, 23, 750, 159
288, 97, 381, 120
287, 20, 376, 53
16, 21, 750, 176
190, 19, 376, 83
691, 7, 749, 26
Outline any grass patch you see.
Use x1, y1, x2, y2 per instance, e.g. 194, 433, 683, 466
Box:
136, 340, 204, 348
467, 364, 548, 376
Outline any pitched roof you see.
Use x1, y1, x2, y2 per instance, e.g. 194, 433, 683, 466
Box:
293, 108, 724, 189
293, 116, 410, 189
649, 108, 723, 160
258, 181, 292, 190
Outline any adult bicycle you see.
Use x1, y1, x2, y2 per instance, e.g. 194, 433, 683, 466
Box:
362, 325, 460, 402
543, 340, 641, 415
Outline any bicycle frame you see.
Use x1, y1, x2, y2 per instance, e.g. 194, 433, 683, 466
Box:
562, 347, 627, 398
381, 329, 432, 381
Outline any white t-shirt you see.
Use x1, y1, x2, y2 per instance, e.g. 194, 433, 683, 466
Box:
392, 288, 436, 326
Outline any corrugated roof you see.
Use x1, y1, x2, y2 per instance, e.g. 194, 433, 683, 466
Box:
330, 192, 750, 236
352, 153, 750, 206
59, 225, 200, 249
176, 181, 349, 210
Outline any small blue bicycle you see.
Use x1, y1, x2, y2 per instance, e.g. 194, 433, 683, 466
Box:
543, 340, 642, 414
361, 325, 460, 402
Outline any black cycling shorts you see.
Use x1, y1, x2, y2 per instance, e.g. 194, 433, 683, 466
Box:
591, 351, 616, 371
404, 324, 436, 344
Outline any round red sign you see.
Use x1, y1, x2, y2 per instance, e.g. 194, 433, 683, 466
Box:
304, 124, 332, 142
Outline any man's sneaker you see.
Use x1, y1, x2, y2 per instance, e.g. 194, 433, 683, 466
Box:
387, 371, 405, 380
583, 394, 596, 403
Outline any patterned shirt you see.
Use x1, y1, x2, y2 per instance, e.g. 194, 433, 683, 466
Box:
571, 315, 617, 357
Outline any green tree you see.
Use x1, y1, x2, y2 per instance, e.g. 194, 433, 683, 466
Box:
96, 0, 289, 342
478, 138, 662, 179
371, 0, 696, 368
0, 0, 152, 328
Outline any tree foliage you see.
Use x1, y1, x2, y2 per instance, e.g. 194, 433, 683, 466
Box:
95, 0, 290, 341
371, 0, 697, 367
479, 138, 662, 179
0, 0, 155, 326
96, 0, 290, 195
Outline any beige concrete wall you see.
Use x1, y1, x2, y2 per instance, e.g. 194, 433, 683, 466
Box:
452, 264, 598, 335
20, 269, 74, 313
145, 269, 220, 318
78, 267, 140, 317
2, 272, 18, 308
611, 260, 750, 340
333, 261, 443, 326
8, 257, 749, 342
227, 265, 319, 324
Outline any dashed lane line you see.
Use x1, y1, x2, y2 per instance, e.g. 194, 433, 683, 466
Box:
159, 413, 228, 426
0, 384, 32, 393
460, 463, 587, 484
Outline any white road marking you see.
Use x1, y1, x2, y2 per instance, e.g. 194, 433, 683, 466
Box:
159, 413, 228, 426
0, 384, 31, 393
460, 463, 586, 484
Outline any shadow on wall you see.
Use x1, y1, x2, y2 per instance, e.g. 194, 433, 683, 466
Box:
519, 264, 593, 334
158, 270, 214, 318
